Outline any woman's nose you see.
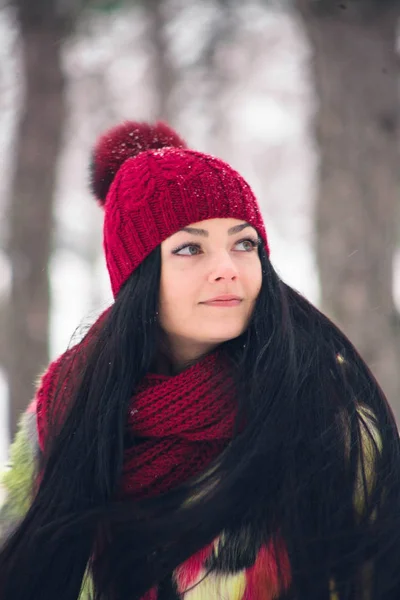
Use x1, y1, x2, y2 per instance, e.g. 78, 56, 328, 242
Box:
208, 252, 239, 282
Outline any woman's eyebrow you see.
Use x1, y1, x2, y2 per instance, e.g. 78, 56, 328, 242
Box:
180, 223, 252, 237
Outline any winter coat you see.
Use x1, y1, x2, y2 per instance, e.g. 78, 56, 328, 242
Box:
0, 399, 381, 600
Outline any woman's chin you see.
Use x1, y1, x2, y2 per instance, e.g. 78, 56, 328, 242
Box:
201, 326, 247, 345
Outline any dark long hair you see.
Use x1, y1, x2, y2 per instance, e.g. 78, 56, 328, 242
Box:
1, 243, 400, 600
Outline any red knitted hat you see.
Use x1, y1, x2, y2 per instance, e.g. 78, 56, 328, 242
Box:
90, 121, 269, 297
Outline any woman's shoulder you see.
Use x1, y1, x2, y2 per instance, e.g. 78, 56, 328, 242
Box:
36, 306, 112, 452
0, 402, 39, 539
1, 307, 112, 539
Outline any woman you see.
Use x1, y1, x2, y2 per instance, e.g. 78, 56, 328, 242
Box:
0, 120, 399, 600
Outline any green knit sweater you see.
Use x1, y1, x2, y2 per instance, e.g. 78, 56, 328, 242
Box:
0, 410, 94, 597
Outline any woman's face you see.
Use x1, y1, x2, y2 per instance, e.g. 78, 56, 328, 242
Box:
159, 218, 262, 364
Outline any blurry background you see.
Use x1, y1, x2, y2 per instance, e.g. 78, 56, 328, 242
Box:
1, 0, 399, 486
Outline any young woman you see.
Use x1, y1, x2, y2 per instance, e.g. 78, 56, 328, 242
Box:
0, 121, 399, 600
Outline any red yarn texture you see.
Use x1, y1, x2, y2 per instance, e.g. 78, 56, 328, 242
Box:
99, 146, 269, 297
35, 310, 237, 500
122, 351, 237, 498
91, 121, 187, 204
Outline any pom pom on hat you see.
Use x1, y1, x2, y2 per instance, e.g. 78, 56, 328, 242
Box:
90, 121, 187, 205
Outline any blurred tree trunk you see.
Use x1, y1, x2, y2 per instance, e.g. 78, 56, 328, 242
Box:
146, 0, 176, 121
6, 8, 67, 437
296, 1, 400, 420
200, 0, 238, 154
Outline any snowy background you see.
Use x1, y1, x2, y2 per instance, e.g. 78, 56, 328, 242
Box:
4, 0, 397, 499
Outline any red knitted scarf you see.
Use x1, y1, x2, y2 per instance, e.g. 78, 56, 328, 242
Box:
122, 351, 237, 499
34, 317, 292, 598
36, 311, 237, 500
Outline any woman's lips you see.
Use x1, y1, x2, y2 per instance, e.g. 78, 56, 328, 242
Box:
201, 299, 242, 307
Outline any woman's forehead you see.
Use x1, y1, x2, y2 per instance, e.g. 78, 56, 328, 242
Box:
172, 219, 258, 237
184, 217, 249, 229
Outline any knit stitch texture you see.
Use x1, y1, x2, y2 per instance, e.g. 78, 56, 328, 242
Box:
36, 313, 237, 500
91, 121, 269, 297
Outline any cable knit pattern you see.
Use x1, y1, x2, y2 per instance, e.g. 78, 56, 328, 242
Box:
89, 120, 269, 296
102, 148, 269, 297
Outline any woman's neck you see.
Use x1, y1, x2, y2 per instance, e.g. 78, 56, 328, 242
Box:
153, 336, 220, 375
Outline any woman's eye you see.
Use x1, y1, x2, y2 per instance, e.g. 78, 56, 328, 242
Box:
172, 238, 258, 256
236, 238, 258, 252
235, 239, 258, 252
173, 244, 201, 256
